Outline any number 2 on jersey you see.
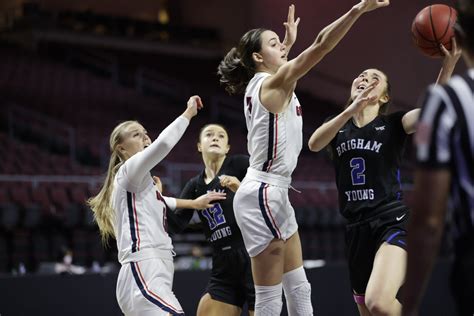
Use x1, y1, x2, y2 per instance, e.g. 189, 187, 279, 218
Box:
202, 203, 226, 230
350, 157, 366, 185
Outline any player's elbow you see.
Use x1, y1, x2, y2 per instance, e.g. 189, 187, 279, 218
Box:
160, 140, 175, 153
424, 215, 445, 234
308, 140, 323, 152
312, 34, 333, 56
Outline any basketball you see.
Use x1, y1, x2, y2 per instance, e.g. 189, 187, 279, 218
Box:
411, 4, 457, 58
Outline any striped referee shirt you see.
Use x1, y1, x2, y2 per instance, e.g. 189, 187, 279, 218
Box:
416, 69, 474, 239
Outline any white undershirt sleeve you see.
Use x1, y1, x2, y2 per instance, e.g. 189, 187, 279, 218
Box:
162, 196, 177, 211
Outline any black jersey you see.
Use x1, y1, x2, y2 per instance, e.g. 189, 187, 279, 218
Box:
169, 155, 249, 251
328, 111, 408, 220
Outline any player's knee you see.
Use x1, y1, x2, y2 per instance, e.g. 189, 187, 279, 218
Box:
282, 266, 313, 315
288, 281, 313, 315
365, 294, 393, 316
282, 266, 308, 292
254, 283, 283, 316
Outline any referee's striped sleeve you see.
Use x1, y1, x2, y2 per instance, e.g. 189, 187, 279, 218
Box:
415, 84, 455, 169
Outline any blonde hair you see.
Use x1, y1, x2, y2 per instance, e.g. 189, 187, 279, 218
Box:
87, 120, 137, 245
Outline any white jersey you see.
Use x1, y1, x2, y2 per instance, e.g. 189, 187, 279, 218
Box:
244, 72, 303, 180
112, 116, 188, 265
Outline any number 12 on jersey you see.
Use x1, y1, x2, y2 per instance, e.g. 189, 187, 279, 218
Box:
350, 157, 366, 185
202, 203, 226, 230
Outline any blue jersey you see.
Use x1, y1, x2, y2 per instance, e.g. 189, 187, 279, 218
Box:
328, 111, 408, 220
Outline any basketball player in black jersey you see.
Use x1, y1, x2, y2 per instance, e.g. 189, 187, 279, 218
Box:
308, 47, 461, 315
167, 123, 255, 316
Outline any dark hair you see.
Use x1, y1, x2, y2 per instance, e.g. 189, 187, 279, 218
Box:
378, 78, 392, 114
198, 123, 229, 143
217, 28, 268, 95
455, 0, 474, 53
344, 69, 392, 115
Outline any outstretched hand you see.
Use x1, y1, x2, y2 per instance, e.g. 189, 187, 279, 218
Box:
283, 4, 300, 49
346, 80, 379, 115
440, 37, 462, 68
436, 37, 462, 85
183, 95, 204, 120
356, 0, 390, 13
193, 191, 226, 209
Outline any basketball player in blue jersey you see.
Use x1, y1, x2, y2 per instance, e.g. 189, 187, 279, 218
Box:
308, 44, 461, 314
218, 2, 389, 315
167, 123, 255, 316
87, 96, 226, 316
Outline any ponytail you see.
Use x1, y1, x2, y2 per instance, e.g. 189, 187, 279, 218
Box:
87, 121, 136, 245
87, 152, 122, 245
218, 47, 252, 95
217, 28, 267, 95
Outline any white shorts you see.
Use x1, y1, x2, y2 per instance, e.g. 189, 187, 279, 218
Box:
116, 258, 184, 316
233, 178, 298, 257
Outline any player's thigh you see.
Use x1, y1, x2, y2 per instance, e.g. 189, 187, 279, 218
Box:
365, 242, 406, 301
283, 231, 304, 273
251, 238, 285, 285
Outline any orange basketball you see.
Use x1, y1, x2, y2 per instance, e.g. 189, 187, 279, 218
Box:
411, 4, 457, 58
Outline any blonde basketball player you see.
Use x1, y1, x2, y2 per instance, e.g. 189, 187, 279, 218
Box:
88, 96, 225, 316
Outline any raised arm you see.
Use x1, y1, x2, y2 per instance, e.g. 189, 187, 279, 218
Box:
308, 81, 378, 152
124, 96, 202, 189
401, 109, 420, 135
267, 0, 389, 98
401, 39, 461, 134
308, 112, 352, 152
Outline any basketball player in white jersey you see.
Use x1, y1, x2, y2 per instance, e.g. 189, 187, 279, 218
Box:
217, 2, 389, 315
88, 95, 226, 316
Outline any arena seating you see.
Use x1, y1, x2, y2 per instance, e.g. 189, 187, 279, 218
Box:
0, 45, 423, 274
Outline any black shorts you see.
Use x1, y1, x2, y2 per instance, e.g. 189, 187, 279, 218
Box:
206, 246, 255, 310
345, 207, 409, 294
451, 234, 474, 316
